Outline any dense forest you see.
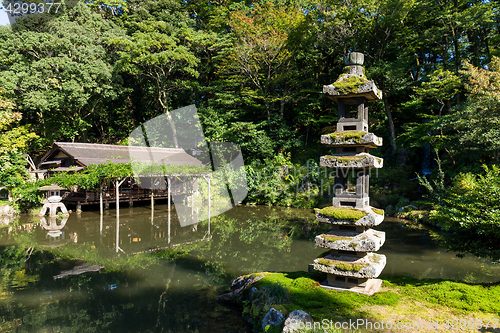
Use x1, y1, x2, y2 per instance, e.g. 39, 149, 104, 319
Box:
0, 0, 499, 258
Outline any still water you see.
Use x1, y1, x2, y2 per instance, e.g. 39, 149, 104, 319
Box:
0, 204, 499, 332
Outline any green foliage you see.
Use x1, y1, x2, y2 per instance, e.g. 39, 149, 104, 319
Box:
413, 69, 461, 116
0, 87, 38, 199
0, 0, 499, 215
244, 153, 326, 208
317, 207, 367, 221
255, 272, 399, 321
426, 165, 500, 260
384, 275, 500, 314
256, 283, 292, 306
0, 4, 125, 144
417, 151, 446, 205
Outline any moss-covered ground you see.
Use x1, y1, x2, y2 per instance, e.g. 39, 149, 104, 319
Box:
247, 272, 500, 333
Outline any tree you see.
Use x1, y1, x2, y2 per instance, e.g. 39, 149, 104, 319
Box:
223, 2, 306, 123
107, 18, 200, 147
0, 3, 125, 145
445, 56, 500, 163
428, 165, 500, 260
0, 87, 38, 201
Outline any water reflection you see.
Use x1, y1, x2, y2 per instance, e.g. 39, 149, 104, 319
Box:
39, 216, 70, 248
0, 206, 499, 332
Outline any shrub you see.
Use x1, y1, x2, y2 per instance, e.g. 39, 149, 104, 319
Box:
427, 165, 500, 260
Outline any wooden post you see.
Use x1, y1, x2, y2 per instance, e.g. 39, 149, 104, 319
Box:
167, 177, 171, 212
208, 177, 211, 234
115, 178, 127, 217
115, 216, 119, 253
151, 188, 154, 209
99, 184, 103, 216
167, 177, 171, 244
116, 180, 119, 217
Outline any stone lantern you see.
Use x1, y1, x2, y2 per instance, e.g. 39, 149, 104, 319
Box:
38, 184, 69, 216
311, 52, 386, 295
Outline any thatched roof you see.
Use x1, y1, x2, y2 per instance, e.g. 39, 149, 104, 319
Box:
38, 142, 203, 170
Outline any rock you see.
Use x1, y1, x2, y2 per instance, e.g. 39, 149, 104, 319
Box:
248, 287, 258, 301
315, 228, 386, 252
319, 153, 383, 169
282, 310, 313, 333
320, 132, 382, 148
398, 204, 417, 212
315, 207, 384, 227
312, 252, 386, 279
262, 307, 284, 331
216, 273, 268, 306
0, 205, 14, 216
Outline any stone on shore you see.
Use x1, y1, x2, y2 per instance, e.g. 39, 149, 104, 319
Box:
282, 310, 313, 333
262, 307, 284, 331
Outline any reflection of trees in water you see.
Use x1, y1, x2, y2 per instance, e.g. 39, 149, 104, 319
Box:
0, 208, 325, 332
174, 209, 326, 284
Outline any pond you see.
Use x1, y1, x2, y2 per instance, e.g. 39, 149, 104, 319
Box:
0, 204, 499, 332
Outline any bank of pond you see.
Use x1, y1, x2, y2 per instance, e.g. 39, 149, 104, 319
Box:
0, 205, 498, 332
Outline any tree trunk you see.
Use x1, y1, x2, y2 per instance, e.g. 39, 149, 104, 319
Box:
158, 89, 179, 148
265, 99, 271, 130
383, 96, 397, 154
165, 111, 179, 148
280, 94, 285, 118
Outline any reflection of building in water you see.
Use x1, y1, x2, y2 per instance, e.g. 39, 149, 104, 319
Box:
56, 206, 211, 255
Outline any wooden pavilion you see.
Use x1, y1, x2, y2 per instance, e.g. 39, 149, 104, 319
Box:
35, 142, 211, 215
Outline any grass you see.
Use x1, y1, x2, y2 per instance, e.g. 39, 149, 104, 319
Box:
318, 207, 367, 222
243, 272, 500, 333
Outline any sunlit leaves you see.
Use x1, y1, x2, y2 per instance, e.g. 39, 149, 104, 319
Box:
223, 2, 306, 110
428, 165, 500, 260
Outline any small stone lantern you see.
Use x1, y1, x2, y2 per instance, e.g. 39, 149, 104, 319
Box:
38, 184, 69, 216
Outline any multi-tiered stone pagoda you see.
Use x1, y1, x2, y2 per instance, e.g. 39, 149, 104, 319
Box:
311, 52, 386, 296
